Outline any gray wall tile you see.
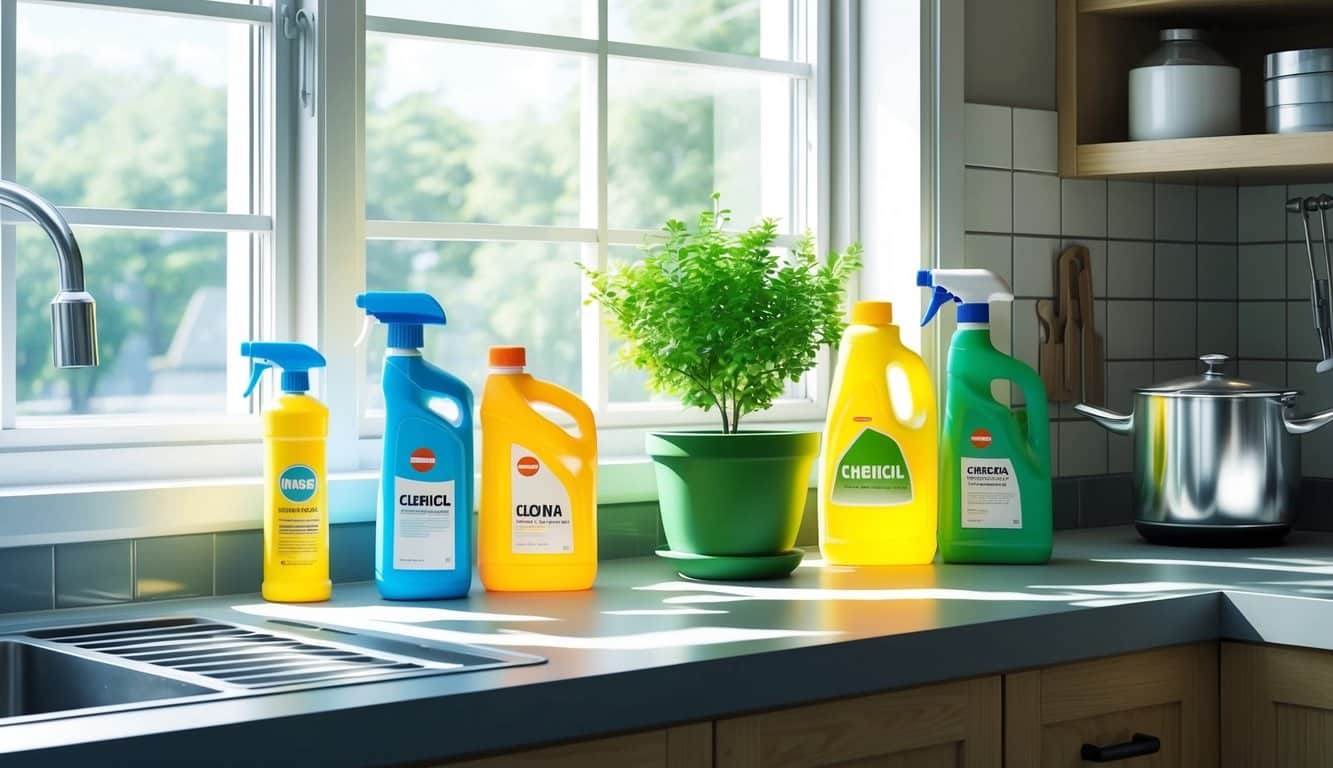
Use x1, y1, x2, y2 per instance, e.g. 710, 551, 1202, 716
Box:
1013, 236, 1059, 297
1012, 298, 1041, 380
1197, 302, 1238, 358
1106, 300, 1154, 359
56, 540, 131, 609
1289, 243, 1315, 301
1108, 433, 1133, 474
1061, 178, 1107, 238
1106, 361, 1153, 412
330, 523, 375, 584
1239, 244, 1286, 299
1058, 420, 1108, 477
964, 104, 1012, 169
965, 168, 1012, 233
1239, 360, 1286, 384
964, 234, 1012, 284
1239, 185, 1287, 243
1288, 301, 1324, 362
135, 535, 213, 601
1106, 240, 1153, 298
214, 530, 262, 596
1012, 108, 1057, 173
1154, 243, 1196, 299
0, 546, 52, 613
1153, 301, 1196, 359
1013, 172, 1060, 235
1107, 181, 1154, 240
1197, 185, 1238, 244
1238, 302, 1287, 359
1153, 359, 1196, 382
1155, 183, 1196, 242
1196, 244, 1237, 300
1079, 475, 1134, 527
1053, 479, 1079, 530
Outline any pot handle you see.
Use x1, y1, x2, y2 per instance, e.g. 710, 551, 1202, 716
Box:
1285, 407, 1333, 435
1074, 403, 1133, 435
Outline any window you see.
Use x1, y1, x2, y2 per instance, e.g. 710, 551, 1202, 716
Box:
1, 0, 276, 432
362, 0, 825, 431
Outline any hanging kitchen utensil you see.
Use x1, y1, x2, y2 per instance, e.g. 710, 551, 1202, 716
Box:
1316, 193, 1333, 373
1037, 299, 1062, 399
1056, 246, 1084, 402
1075, 247, 1105, 405
1287, 197, 1333, 371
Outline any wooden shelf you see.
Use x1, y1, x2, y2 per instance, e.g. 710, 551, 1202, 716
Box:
1081, 0, 1331, 16
1076, 131, 1333, 182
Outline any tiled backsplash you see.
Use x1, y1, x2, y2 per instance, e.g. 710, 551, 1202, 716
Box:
963, 103, 1239, 484
0, 494, 820, 614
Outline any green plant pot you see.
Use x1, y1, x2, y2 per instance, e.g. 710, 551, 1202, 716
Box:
646, 430, 819, 558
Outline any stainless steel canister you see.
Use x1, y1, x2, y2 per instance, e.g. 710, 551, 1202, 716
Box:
1265, 48, 1333, 134
1075, 355, 1333, 545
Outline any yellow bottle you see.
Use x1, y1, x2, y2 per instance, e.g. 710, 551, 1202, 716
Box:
242, 341, 331, 603
479, 346, 597, 592
818, 301, 938, 565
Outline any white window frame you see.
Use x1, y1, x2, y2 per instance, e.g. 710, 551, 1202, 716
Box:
0, 0, 289, 462
351, 0, 833, 448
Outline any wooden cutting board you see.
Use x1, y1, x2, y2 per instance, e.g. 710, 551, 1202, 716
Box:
1077, 247, 1105, 405
1056, 246, 1084, 402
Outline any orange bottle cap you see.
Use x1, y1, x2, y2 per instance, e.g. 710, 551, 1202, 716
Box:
489, 345, 527, 367
852, 301, 893, 326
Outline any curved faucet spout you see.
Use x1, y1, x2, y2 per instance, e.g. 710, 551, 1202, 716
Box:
0, 180, 97, 367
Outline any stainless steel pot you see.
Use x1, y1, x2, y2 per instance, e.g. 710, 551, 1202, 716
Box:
1075, 354, 1333, 546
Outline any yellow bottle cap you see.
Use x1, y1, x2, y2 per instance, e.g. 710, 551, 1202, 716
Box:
852, 301, 893, 326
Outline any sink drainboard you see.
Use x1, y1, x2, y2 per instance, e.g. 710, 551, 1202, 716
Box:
31, 618, 430, 689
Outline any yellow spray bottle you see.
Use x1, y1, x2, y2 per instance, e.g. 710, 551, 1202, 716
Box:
241, 341, 330, 603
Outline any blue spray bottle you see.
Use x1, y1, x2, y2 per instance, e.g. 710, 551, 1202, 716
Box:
356, 291, 474, 599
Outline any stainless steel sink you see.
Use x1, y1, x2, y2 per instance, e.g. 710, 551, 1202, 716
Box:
0, 640, 216, 719
0, 616, 543, 726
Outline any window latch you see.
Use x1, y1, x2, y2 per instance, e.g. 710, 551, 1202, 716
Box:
281, 3, 315, 117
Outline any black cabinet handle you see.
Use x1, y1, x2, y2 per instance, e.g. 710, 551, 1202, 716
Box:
1080, 733, 1161, 762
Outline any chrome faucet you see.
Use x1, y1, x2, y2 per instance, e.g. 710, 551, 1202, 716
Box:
0, 180, 97, 367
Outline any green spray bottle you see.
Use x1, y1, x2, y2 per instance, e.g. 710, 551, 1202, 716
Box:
918, 269, 1052, 564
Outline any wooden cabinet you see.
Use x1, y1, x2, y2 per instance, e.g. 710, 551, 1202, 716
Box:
1005, 643, 1218, 767
714, 676, 1001, 768
439, 723, 712, 768
1222, 642, 1333, 768
1057, 0, 1333, 181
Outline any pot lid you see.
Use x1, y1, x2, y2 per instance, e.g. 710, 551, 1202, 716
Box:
1136, 354, 1298, 398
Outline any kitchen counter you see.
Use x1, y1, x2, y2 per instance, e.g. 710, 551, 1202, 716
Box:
5, 526, 1333, 767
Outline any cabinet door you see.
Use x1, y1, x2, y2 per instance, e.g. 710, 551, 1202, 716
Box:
1222, 642, 1333, 768
440, 723, 712, 768
715, 676, 1001, 768
1005, 643, 1218, 768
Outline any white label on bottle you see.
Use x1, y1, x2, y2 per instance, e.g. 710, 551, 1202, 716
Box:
960, 457, 1022, 529
393, 477, 455, 570
511, 444, 573, 555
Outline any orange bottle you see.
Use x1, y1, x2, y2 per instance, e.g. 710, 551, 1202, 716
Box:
479, 346, 598, 591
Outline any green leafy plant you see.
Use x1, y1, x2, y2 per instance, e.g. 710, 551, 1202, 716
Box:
584, 195, 862, 434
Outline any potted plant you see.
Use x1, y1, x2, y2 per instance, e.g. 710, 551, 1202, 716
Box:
584, 196, 861, 579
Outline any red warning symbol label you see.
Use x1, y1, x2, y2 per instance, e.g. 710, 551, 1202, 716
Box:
970, 429, 993, 449
409, 447, 436, 472
516, 455, 540, 477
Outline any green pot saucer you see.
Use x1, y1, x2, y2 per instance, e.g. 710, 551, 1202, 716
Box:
655, 548, 803, 581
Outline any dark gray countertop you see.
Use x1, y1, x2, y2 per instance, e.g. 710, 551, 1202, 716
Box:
3, 526, 1333, 767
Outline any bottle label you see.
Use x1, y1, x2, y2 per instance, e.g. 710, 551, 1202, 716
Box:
276, 464, 321, 564
511, 444, 573, 555
830, 427, 913, 506
393, 476, 456, 570
960, 457, 1021, 529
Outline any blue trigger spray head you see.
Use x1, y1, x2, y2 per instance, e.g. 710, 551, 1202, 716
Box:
240, 341, 327, 397
355, 291, 448, 350
916, 268, 1014, 327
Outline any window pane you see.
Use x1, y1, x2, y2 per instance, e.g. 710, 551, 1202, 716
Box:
367, 0, 587, 38
366, 37, 584, 225
17, 229, 229, 417
16, 3, 237, 212
609, 0, 790, 59
364, 240, 581, 410
608, 59, 795, 231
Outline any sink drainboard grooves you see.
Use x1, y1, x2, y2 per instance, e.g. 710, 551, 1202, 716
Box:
31, 618, 428, 689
